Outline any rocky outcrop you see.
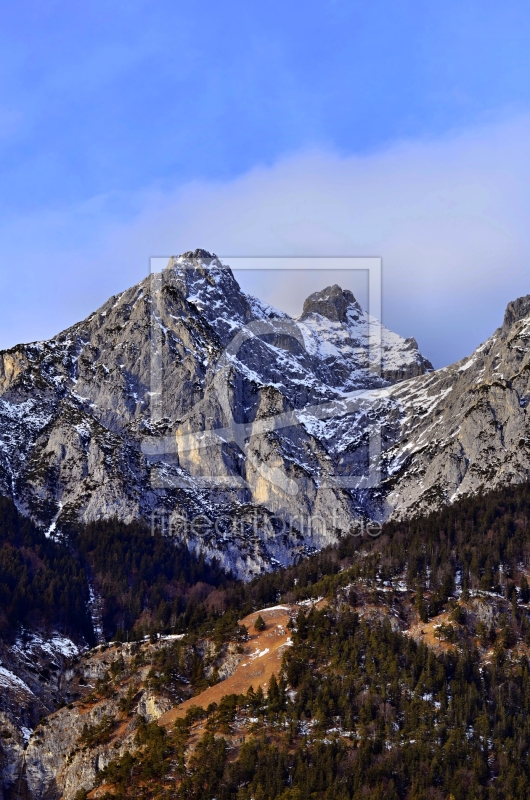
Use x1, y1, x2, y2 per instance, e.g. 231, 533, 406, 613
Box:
16, 634, 244, 799
19, 640, 159, 799
298, 283, 433, 387
502, 294, 530, 333
0, 632, 82, 797
301, 285, 363, 322
381, 297, 530, 517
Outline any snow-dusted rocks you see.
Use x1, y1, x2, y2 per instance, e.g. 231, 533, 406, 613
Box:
297, 284, 433, 388
381, 296, 530, 517
0, 249, 528, 577
0, 630, 82, 790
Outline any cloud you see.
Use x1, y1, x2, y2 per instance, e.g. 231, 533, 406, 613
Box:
1, 114, 530, 367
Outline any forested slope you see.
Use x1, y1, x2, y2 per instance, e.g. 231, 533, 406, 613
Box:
4, 482, 530, 798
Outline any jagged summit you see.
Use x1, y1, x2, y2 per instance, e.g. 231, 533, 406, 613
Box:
297, 282, 433, 386
179, 248, 217, 261
300, 284, 362, 323
502, 293, 530, 334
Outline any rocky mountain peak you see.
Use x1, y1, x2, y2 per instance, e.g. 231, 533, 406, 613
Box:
179, 248, 217, 261
300, 284, 362, 323
501, 293, 530, 335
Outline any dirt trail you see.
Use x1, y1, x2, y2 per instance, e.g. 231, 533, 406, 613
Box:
158, 606, 293, 727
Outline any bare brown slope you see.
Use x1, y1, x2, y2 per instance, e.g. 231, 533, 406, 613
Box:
158, 606, 292, 727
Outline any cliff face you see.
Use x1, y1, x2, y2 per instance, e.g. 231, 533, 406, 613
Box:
22, 642, 143, 800
380, 296, 530, 516
0, 632, 82, 797
15, 635, 241, 800
0, 249, 528, 577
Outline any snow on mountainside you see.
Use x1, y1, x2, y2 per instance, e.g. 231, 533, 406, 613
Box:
0, 249, 528, 577
298, 283, 433, 387
382, 294, 530, 515
0, 630, 81, 787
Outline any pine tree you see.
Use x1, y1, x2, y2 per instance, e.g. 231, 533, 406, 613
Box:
254, 614, 266, 631
521, 575, 529, 603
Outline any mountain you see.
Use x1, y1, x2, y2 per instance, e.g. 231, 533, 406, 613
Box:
1, 248, 529, 796
0, 249, 528, 578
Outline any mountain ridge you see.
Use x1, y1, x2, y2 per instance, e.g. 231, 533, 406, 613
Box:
0, 250, 528, 577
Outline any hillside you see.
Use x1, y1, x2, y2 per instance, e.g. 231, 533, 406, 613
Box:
1, 481, 530, 798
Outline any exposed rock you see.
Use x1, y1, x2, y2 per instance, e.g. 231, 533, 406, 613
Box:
0, 632, 83, 797
502, 293, 530, 333
17, 635, 243, 799
0, 253, 432, 578
300, 284, 362, 323
380, 303, 530, 517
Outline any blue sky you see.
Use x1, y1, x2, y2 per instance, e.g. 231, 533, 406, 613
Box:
1, 1, 530, 365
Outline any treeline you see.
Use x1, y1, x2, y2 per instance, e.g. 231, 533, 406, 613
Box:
237, 481, 530, 610
380, 482, 530, 596
3, 479, 530, 644
70, 518, 233, 641
0, 498, 236, 643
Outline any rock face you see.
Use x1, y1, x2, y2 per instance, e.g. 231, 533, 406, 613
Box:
0, 249, 528, 577
14, 634, 244, 800
22, 643, 145, 800
380, 302, 530, 516
0, 632, 82, 796
298, 283, 433, 386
